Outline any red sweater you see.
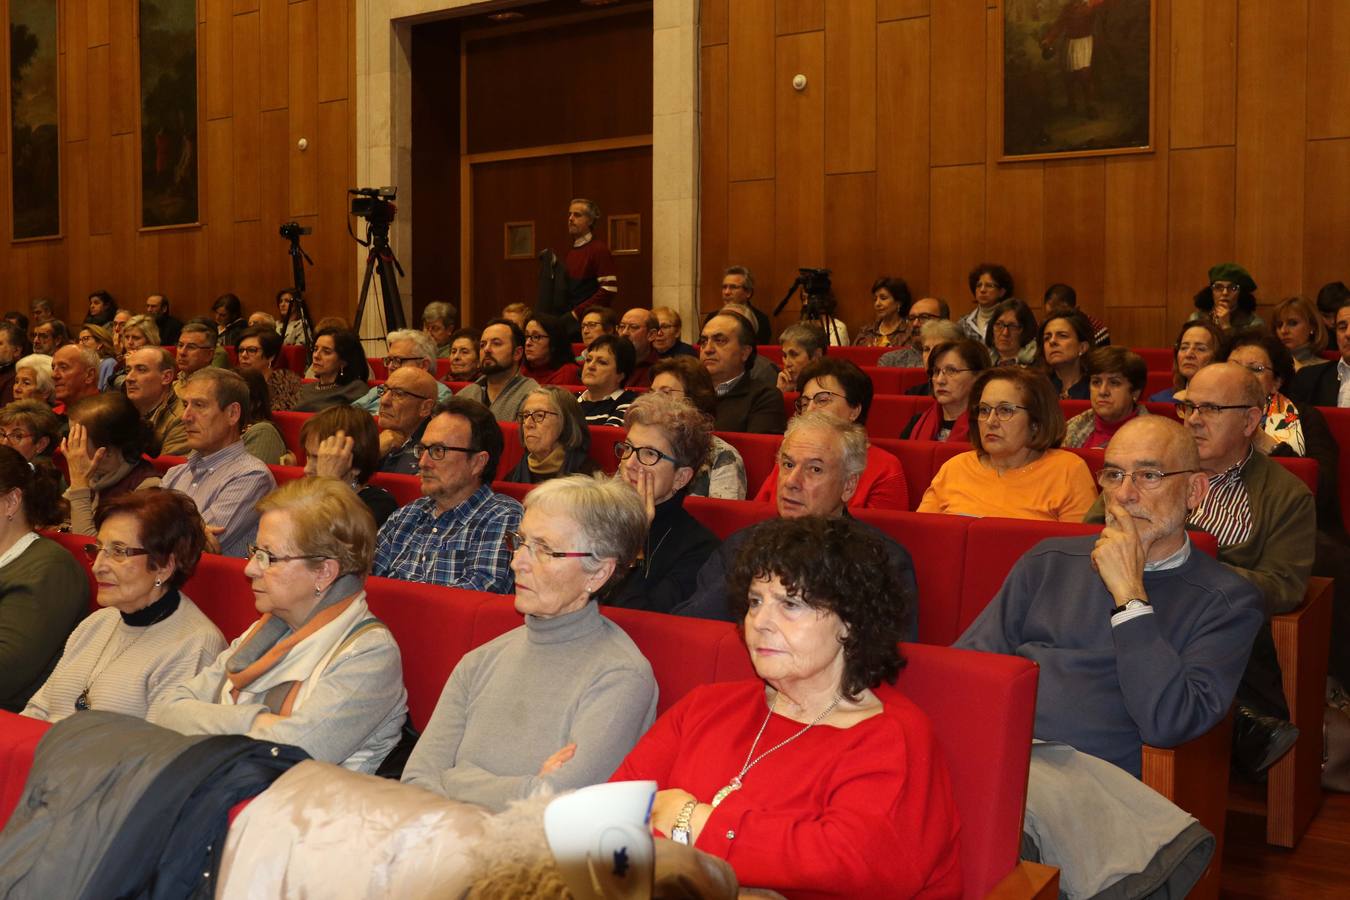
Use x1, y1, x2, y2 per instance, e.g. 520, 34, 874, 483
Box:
755, 444, 910, 511
611, 680, 962, 899
565, 235, 618, 316
522, 361, 581, 386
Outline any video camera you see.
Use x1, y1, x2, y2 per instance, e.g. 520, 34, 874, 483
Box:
349, 186, 397, 224
279, 222, 311, 239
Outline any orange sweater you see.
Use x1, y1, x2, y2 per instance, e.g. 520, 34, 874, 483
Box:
918, 449, 1098, 522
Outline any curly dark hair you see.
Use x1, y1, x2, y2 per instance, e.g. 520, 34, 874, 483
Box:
727, 516, 909, 700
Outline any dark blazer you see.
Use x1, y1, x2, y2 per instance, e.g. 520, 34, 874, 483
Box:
713, 374, 787, 434
603, 494, 720, 614
1288, 362, 1340, 409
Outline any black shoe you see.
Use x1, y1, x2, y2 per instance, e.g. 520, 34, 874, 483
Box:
1232, 705, 1300, 782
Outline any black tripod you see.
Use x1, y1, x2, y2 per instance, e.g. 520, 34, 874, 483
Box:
278, 222, 316, 352
352, 218, 407, 343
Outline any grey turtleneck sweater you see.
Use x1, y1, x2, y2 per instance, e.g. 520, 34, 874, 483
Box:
401, 601, 657, 811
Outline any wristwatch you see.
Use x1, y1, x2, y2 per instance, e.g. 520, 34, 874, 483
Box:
1112, 597, 1151, 616
670, 799, 698, 845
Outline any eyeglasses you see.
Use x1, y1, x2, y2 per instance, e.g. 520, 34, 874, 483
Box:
975, 282, 1001, 292
975, 403, 1028, 421
382, 354, 428, 369
523, 333, 549, 343
1097, 468, 1197, 491
613, 440, 677, 467
795, 390, 845, 413
84, 543, 151, 563
0, 429, 34, 442
245, 545, 327, 570
1210, 282, 1240, 294
907, 312, 940, 324
517, 409, 560, 426
993, 321, 1022, 332
236, 345, 262, 356
1238, 363, 1271, 374
932, 366, 972, 379
654, 323, 679, 333
413, 442, 475, 461
377, 384, 433, 402
652, 386, 685, 399
176, 342, 211, 353
1175, 400, 1254, 418
505, 530, 595, 561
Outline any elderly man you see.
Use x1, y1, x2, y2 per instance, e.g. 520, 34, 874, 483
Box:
651, 306, 697, 358
124, 347, 189, 455
675, 414, 916, 625
376, 366, 440, 474
31, 319, 69, 357
174, 322, 219, 397
958, 417, 1264, 897
422, 301, 459, 358
51, 345, 100, 411
618, 307, 660, 387
455, 318, 539, 423
699, 312, 786, 434
160, 368, 276, 557
0, 322, 23, 403
717, 266, 772, 344
373, 398, 522, 592
878, 297, 952, 367
145, 293, 183, 347
352, 329, 453, 414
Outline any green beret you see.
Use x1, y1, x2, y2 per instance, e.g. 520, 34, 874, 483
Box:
1207, 262, 1256, 293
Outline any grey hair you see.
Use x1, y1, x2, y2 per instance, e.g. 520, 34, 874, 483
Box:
622, 391, 714, 470
65, 345, 100, 369
187, 367, 249, 427
524, 474, 648, 586
14, 354, 53, 397
919, 318, 962, 344
652, 305, 682, 328
569, 198, 601, 223
523, 387, 590, 453
387, 328, 437, 365
724, 265, 756, 294
783, 411, 869, 481
31, 297, 53, 313
422, 301, 457, 326
125, 315, 161, 346
779, 322, 827, 357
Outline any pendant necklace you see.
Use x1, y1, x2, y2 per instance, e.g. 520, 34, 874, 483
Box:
710, 690, 842, 808
75, 596, 178, 711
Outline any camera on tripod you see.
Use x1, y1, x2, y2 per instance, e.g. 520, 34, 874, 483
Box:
279, 222, 311, 239
349, 187, 397, 224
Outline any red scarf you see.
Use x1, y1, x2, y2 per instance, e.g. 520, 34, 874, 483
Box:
909, 404, 971, 442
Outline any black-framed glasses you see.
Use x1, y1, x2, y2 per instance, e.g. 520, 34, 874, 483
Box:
176, 342, 211, 353
523, 333, 549, 343
236, 345, 262, 356
377, 384, 433, 402
654, 323, 680, 333
413, 442, 475, 461
908, 312, 940, 324
932, 366, 972, 379
1097, 468, 1197, 491
517, 409, 561, 426
245, 545, 327, 571
975, 403, 1028, 421
613, 441, 677, 467
1175, 400, 1254, 418
382, 354, 428, 369
505, 530, 595, 560
795, 390, 845, 413
993, 321, 1022, 332
84, 543, 150, 563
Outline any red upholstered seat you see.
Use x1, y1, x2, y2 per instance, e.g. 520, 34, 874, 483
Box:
272, 411, 313, 462
44, 531, 101, 612
713, 432, 782, 494
684, 496, 775, 540
277, 344, 307, 375
182, 554, 260, 642
1318, 406, 1350, 533
853, 510, 974, 645
371, 471, 424, 506
0, 713, 51, 826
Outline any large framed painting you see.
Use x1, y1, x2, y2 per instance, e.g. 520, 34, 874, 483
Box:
138, 0, 198, 228
8, 0, 60, 241
998, 0, 1154, 161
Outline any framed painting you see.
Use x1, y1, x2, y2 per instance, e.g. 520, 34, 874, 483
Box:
138, 0, 199, 228
997, 0, 1155, 161
8, 0, 60, 241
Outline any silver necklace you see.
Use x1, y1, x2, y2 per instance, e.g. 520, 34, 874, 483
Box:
710, 690, 842, 808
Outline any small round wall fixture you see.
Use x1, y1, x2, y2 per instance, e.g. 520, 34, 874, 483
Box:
792, 74, 807, 91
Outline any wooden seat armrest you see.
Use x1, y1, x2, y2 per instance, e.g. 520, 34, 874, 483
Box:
985, 860, 1059, 900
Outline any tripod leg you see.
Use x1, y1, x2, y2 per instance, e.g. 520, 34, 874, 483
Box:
353, 250, 380, 337
376, 251, 407, 332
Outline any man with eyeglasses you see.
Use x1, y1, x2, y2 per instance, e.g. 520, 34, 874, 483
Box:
651, 307, 697, 359
877, 297, 951, 368
349, 329, 453, 415
373, 398, 522, 592
173, 323, 219, 399
124, 347, 189, 456
31, 319, 70, 356
617, 307, 660, 388
958, 416, 1264, 892
455, 318, 540, 423
698, 313, 786, 435
376, 366, 441, 474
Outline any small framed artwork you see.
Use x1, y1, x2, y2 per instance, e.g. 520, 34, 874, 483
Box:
608, 214, 641, 256
504, 221, 534, 259
8, 0, 61, 241
997, 0, 1155, 161
138, 0, 200, 228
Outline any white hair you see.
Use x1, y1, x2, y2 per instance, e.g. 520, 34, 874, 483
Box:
15, 354, 54, 397
386, 329, 437, 366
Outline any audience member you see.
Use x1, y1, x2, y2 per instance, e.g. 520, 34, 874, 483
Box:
1, 311, 28, 337
445, 327, 481, 381
1288, 299, 1350, 407
372, 398, 522, 592
1064, 347, 1151, 449
23, 490, 224, 723
29, 297, 54, 327
853, 276, 911, 348
877, 298, 952, 367
1044, 282, 1110, 346
421, 300, 458, 357
500, 302, 532, 330
959, 263, 1013, 343
351, 329, 453, 413
717, 265, 772, 343
210, 294, 247, 347
123, 347, 188, 456
774, 322, 827, 393
146, 294, 183, 347
1272, 296, 1328, 373
759, 358, 908, 510
51, 345, 101, 411
579, 306, 618, 349
561, 198, 618, 321
901, 339, 991, 441
402, 475, 655, 810
160, 368, 277, 558
294, 327, 370, 412
1038, 309, 1094, 399
651, 306, 697, 358
520, 314, 582, 386
503, 387, 598, 484
247, 311, 276, 330
157, 478, 408, 773
274, 288, 307, 345
1152, 320, 1226, 403
1315, 282, 1350, 351
174, 322, 219, 397
375, 366, 440, 474
618, 307, 660, 387
700, 312, 786, 434
31, 319, 69, 356
577, 334, 639, 426
0, 401, 62, 463
456, 318, 540, 422
10, 355, 54, 405
651, 356, 747, 500
236, 325, 302, 412
61, 394, 162, 536
1192, 263, 1264, 335
919, 368, 1097, 521
121, 315, 160, 355
85, 290, 117, 327
604, 392, 719, 614
300, 405, 397, 527
0, 322, 22, 403
985, 298, 1038, 366
238, 369, 287, 465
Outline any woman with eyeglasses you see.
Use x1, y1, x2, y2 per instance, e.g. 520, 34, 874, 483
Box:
577, 334, 639, 427
984, 298, 1038, 367
61, 393, 163, 535
603, 392, 720, 614
1150, 321, 1226, 403
1038, 310, 1094, 399
0, 399, 62, 463
1190, 263, 1264, 335
299, 405, 398, 527
402, 475, 655, 808
23, 490, 224, 723
503, 387, 599, 485
236, 325, 301, 412
0, 447, 87, 713
650, 356, 747, 500
853, 276, 912, 348
919, 368, 1097, 521
1064, 347, 1151, 450
520, 314, 582, 386
901, 339, 991, 442
157, 478, 408, 773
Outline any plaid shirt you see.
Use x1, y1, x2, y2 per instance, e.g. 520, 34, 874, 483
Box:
372, 484, 522, 593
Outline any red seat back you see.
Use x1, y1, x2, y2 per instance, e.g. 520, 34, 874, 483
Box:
45, 531, 100, 611
714, 432, 782, 493
873, 438, 939, 509
1134, 347, 1174, 369
272, 411, 313, 462
182, 554, 260, 641
684, 496, 775, 540
853, 510, 974, 645
277, 344, 307, 375
1274, 456, 1318, 495
1318, 406, 1350, 533
0, 712, 51, 826
371, 471, 424, 506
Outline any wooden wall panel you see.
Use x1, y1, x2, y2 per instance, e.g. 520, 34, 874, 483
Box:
287, 0, 318, 218
259, 0, 289, 111
66, 1, 90, 143
773, 31, 826, 304
700, 45, 730, 313
724, 180, 776, 316
776, 0, 823, 36
875, 17, 929, 295
877, 0, 928, 21
929, 0, 984, 167
1167, 147, 1237, 319
316, 0, 348, 104
1303, 139, 1350, 292
929, 165, 984, 307
232, 12, 263, 223
824, 0, 876, 175
701, 0, 728, 45
87, 45, 113, 236
727, 0, 775, 181
824, 173, 878, 325
1042, 160, 1106, 316
1308, 0, 1350, 138
108, 1, 136, 134
1103, 154, 1169, 310
205, 0, 234, 120
1169, 0, 1236, 149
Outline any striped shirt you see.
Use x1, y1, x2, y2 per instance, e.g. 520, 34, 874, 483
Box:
1189, 446, 1255, 547
372, 484, 522, 593
161, 439, 277, 558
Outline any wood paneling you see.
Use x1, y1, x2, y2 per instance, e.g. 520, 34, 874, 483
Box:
1303, 139, 1350, 293
877, 0, 928, 21
929, 0, 984, 167
727, 0, 775, 182
824, 0, 875, 175
929, 165, 984, 307
773, 31, 825, 301
875, 17, 929, 293
776, 0, 823, 36
1308, 0, 1350, 138
1103, 154, 1169, 310
724, 180, 776, 316
1167, 147, 1236, 316
701, 0, 728, 46
700, 44, 730, 313
824, 173, 878, 324
1042, 160, 1106, 316
410, 19, 462, 324
1169, 0, 1236, 149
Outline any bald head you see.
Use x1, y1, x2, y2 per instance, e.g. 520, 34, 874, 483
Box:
1188, 362, 1265, 410
378, 365, 439, 435
51, 344, 99, 403
1179, 362, 1264, 473
1102, 415, 1208, 561
1112, 416, 1199, 472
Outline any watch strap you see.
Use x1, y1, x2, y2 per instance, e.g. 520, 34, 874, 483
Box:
670, 799, 698, 845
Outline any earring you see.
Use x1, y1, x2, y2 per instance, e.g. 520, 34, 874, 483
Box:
314, 585, 322, 597
154, 578, 162, 587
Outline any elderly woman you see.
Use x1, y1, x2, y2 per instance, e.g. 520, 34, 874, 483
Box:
446, 328, 481, 382
294, 327, 371, 412
78, 323, 119, 390
11, 354, 54, 405
902, 340, 990, 443
985, 298, 1038, 366
612, 516, 961, 897
239, 368, 287, 465
0, 448, 88, 712
1064, 347, 1151, 449
24, 491, 225, 723
61, 393, 163, 535
299, 406, 397, 528
650, 356, 746, 500
578, 334, 639, 426
401, 475, 657, 810
521, 314, 581, 385
0, 400, 62, 463
157, 478, 407, 773
503, 387, 599, 484
604, 392, 720, 614
774, 322, 828, 393
1272, 295, 1329, 372
757, 358, 908, 511
1038, 310, 1093, 399
1150, 321, 1225, 403
237, 325, 302, 411
919, 368, 1097, 521
1191, 262, 1264, 335
853, 276, 911, 348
